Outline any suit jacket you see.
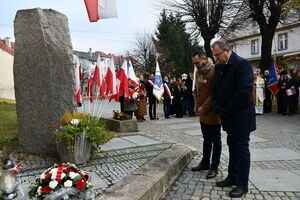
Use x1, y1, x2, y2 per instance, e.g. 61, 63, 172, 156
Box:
212, 52, 256, 133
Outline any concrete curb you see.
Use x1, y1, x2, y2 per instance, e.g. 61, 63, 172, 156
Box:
96, 144, 194, 200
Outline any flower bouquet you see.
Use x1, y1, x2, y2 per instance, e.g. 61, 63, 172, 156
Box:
113, 110, 131, 121
28, 163, 94, 200
53, 111, 114, 164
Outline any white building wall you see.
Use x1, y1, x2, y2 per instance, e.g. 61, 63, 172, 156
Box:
0, 49, 15, 100
230, 25, 300, 62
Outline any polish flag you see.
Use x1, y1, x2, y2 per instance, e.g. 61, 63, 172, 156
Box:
84, 0, 118, 22
93, 55, 106, 98
127, 60, 139, 88
105, 56, 118, 101
74, 55, 82, 104
93, 55, 102, 87
87, 77, 93, 103
116, 60, 129, 99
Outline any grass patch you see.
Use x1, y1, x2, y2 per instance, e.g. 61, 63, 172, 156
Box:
0, 102, 18, 151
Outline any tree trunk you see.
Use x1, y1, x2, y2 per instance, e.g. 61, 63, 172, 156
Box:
260, 29, 275, 72
203, 37, 214, 62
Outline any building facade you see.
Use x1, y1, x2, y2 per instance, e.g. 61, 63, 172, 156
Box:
0, 38, 15, 100
223, 7, 300, 70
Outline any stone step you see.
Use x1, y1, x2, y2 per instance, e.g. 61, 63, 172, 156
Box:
96, 145, 193, 200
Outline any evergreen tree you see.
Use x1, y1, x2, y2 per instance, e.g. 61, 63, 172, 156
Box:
155, 11, 201, 77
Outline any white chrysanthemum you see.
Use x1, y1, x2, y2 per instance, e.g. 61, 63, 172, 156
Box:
64, 180, 73, 187
49, 180, 58, 189
37, 186, 42, 196
40, 173, 45, 179
69, 172, 78, 179
71, 118, 80, 125
61, 173, 66, 179
132, 92, 138, 99
50, 168, 58, 175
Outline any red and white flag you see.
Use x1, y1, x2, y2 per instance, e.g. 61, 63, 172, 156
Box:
74, 55, 82, 104
106, 56, 118, 101
117, 60, 129, 99
84, 0, 118, 22
87, 76, 93, 103
93, 55, 106, 99
127, 60, 139, 88
93, 55, 102, 87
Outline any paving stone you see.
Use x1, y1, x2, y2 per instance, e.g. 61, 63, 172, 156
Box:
222, 147, 300, 161
152, 118, 192, 125
168, 122, 200, 130
122, 135, 161, 146
250, 169, 300, 191
101, 138, 138, 151
90, 172, 108, 189
183, 129, 202, 136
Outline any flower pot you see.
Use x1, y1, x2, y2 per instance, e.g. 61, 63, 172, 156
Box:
56, 134, 91, 164
105, 118, 138, 132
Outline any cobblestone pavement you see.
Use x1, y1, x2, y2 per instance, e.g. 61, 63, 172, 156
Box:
133, 103, 300, 200
11, 100, 300, 199
13, 142, 171, 199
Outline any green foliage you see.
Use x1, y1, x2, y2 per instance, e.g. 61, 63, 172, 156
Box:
0, 102, 18, 150
53, 112, 114, 154
154, 10, 202, 77
282, 0, 300, 16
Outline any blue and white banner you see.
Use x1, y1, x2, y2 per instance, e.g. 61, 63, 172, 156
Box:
153, 60, 164, 101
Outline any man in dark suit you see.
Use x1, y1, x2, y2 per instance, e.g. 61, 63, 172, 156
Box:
211, 40, 256, 198
145, 73, 157, 120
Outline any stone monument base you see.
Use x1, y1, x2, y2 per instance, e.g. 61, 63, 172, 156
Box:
105, 118, 138, 132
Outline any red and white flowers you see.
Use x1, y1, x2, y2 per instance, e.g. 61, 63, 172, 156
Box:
29, 163, 92, 199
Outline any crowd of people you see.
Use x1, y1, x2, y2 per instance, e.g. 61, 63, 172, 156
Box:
261, 67, 300, 115
119, 39, 299, 198
123, 55, 299, 122
122, 72, 197, 121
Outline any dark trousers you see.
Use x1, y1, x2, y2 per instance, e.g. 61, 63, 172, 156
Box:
187, 96, 195, 116
163, 99, 170, 118
263, 97, 272, 113
200, 122, 222, 169
149, 98, 156, 119
227, 132, 250, 187
277, 91, 284, 114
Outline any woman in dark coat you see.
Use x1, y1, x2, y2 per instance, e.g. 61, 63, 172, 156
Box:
173, 78, 186, 118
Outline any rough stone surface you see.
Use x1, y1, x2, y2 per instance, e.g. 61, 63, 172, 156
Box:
96, 145, 193, 200
105, 118, 138, 132
13, 8, 75, 154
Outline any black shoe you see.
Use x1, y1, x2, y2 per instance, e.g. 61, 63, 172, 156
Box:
216, 177, 237, 187
150, 117, 154, 120
191, 164, 210, 171
229, 186, 248, 198
206, 169, 218, 179
142, 117, 146, 120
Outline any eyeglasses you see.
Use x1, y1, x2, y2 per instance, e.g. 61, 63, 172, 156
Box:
213, 50, 226, 57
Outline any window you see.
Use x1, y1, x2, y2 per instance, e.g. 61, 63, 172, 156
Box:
230, 44, 237, 52
251, 39, 259, 55
278, 33, 288, 51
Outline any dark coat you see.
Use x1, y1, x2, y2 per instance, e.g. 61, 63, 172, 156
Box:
212, 52, 256, 133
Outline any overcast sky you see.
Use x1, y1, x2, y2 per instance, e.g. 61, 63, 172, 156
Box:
0, 0, 161, 55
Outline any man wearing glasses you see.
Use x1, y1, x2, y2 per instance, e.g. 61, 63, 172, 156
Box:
211, 40, 256, 198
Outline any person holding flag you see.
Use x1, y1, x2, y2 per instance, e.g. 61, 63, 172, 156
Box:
162, 75, 172, 119
145, 73, 157, 120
